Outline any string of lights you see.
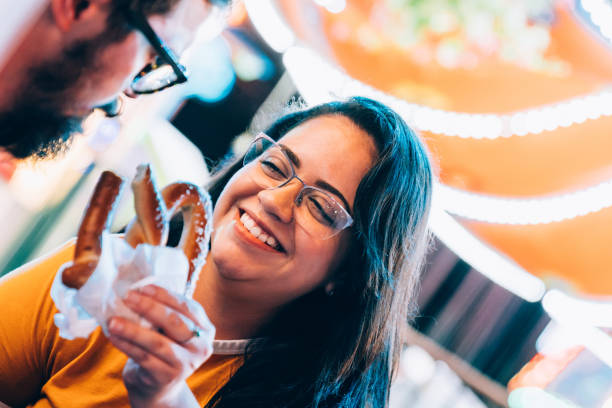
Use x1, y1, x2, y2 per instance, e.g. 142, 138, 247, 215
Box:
435, 181, 612, 224
581, 0, 612, 43
283, 46, 612, 139
282, 46, 612, 225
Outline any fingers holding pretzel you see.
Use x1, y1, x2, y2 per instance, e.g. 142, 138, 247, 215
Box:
110, 284, 214, 348
112, 169, 214, 403
57, 164, 214, 406
107, 284, 215, 402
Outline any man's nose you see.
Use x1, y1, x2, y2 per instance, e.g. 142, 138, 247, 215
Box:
123, 87, 138, 99
96, 96, 125, 118
257, 181, 303, 223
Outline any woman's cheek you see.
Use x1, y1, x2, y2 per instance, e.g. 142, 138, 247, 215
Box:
212, 170, 256, 223
293, 237, 337, 284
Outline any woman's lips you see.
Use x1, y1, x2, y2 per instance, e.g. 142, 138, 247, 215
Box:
234, 210, 285, 254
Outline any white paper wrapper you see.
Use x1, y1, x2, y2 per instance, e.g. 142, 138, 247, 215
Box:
51, 232, 190, 340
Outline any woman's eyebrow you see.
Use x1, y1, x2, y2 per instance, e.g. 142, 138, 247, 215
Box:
279, 144, 301, 168
279, 144, 352, 213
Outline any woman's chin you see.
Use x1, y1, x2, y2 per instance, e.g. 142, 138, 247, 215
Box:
210, 246, 266, 283
211, 222, 279, 275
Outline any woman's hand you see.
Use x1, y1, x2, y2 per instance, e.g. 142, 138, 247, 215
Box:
107, 284, 215, 407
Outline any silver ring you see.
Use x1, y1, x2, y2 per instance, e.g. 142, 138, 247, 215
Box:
191, 325, 203, 339
181, 321, 204, 343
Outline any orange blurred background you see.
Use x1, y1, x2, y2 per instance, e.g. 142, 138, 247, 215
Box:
280, 0, 612, 295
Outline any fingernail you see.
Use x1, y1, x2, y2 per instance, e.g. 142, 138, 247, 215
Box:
139, 285, 155, 296
125, 291, 140, 306
109, 318, 123, 332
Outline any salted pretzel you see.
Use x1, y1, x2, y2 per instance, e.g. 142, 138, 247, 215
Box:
62, 164, 211, 290
124, 165, 168, 247
62, 171, 125, 289
159, 182, 211, 284
125, 164, 211, 285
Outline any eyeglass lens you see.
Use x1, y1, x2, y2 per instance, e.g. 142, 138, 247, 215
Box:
131, 63, 180, 94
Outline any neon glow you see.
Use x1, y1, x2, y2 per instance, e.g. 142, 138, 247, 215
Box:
286, 46, 612, 225
436, 181, 612, 224
244, 0, 295, 53
429, 201, 546, 302
542, 290, 612, 329
313, 0, 346, 14
542, 289, 612, 368
581, 0, 612, 43
283, 46, 612, 139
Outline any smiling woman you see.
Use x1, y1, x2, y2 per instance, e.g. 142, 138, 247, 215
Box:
192, 96, 434, 407
0, 97, 433, 408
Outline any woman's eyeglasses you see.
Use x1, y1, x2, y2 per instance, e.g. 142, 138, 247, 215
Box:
243, 133, 354, 240
124, 8, 189, 95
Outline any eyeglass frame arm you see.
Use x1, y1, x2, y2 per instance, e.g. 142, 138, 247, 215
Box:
123, 8, 188, 93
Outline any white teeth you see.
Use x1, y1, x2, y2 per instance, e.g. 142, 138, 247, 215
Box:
241, 212, 255, 228
240, 212, 281, 250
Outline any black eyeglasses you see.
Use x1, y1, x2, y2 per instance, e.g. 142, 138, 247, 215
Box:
124, 8, 189, 95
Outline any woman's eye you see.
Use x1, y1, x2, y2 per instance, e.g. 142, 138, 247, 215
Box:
307, 196, 336, 226
260, 160, 287, 179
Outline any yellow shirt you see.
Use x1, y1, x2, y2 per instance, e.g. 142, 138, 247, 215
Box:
0, 240, 241, 407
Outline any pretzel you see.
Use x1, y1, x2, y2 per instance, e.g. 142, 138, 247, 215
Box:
124, 164, 168, 247
124, 164, 212, 287
160, 182, 211, 284
62, 171, 125, 289
62, 164, 211, 292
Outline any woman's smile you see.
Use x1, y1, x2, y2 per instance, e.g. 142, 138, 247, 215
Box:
234, 209, 285, 253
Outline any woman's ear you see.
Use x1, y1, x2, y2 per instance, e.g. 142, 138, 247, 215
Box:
324, 282, 335, 297
50, 0, 110, 32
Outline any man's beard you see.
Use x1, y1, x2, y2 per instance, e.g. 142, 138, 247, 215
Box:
0, 102, 84, 159
0, 24, 129, 160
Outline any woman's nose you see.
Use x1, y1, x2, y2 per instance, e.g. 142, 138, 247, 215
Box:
258, 181, 303, 223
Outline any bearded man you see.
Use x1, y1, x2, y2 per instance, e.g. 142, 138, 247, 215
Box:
0, 0, 229, 159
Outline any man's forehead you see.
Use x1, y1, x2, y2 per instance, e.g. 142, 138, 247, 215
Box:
149, 0, 225, 52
